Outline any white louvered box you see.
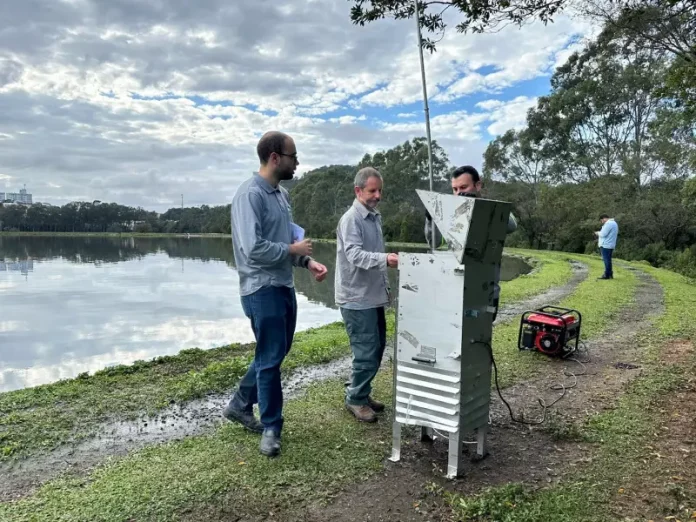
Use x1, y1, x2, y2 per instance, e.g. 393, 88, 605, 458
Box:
389, 190, 511, 479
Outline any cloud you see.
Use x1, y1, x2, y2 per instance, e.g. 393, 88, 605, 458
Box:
0, 0, 591, 210
480, 96, 539, 136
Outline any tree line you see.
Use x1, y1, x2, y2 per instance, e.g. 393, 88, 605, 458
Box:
2, 0, 694, 277
0, 201, 232, 235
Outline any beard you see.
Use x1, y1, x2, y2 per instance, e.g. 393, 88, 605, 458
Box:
278, 164, 295, 181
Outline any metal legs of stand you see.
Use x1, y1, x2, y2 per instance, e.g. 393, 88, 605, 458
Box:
388, 420, 401, 463
447, 426, 488, 479
391, 422, 489, 479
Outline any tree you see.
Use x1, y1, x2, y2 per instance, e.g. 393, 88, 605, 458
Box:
483, 129, 553, 246
349, 0, 569, 51
581, 0, 696, 118
581, 0, 696, 64
526, 29, 669, 186
289, 165, 356, 238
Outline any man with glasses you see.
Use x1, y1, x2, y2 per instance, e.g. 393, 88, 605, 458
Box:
224, 131, 328, 457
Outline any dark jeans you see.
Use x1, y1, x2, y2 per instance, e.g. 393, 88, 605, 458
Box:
341, 307, 387, 406
229, 285, 297, 433
600, 247, 614, 278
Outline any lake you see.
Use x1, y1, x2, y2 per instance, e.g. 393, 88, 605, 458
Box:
0, 236, 530, 392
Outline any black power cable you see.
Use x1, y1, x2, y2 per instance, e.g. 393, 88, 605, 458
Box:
474, 339, 591, 426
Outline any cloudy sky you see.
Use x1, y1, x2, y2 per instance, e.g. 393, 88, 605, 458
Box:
0, 0, 593, 211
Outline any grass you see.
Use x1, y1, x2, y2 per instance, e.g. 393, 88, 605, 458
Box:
629, 261, 696, 338
0, 374, 395, 522
0, 251, 651, 521
0, 323, 351, 460
489, 254, 638, 387
441, 261, 696, 522
500, 249, 575, 304
445, 346, 692, 522
0, 249, 570, 461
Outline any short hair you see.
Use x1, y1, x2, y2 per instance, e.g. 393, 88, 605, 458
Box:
599, 213, 609, 219
257, 131, 291, 165
354, 167, 382, 189
451, 165, 480, 183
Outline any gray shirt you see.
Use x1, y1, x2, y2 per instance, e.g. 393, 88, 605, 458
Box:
424, 207, 517, 301
335, 199, 390, 310
231, 174, 310, 297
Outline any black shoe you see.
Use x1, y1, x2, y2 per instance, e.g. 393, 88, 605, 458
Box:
598, 275, 611, 280
223, 403, 263, 434
260, 429, 281, 457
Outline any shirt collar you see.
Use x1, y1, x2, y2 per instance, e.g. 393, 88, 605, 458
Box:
353, 198, 380, 219
253, 173, 279, 194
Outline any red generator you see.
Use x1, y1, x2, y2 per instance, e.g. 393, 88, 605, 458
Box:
518, 306, 582, 357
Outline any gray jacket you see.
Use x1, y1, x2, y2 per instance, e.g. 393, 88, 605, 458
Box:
335, 199, 390, 310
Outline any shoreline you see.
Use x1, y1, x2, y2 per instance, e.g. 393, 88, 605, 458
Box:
0, 232, 429, 248
0, 249, 587, 461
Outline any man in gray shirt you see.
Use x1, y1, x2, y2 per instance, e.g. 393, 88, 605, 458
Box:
335, 167, 398, 423
424, 165, 517, 322
223, 131, 328, 458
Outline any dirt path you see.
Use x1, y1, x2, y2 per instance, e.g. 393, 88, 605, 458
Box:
0, 260, 589, 502
612, 342, 695, 521
494, 259, 588, 325
290, 268, 665, 522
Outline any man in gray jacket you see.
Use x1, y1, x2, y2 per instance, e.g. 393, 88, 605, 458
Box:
335, 167, 398, 423
424, 165, 517, 321
224, 131, 328, 458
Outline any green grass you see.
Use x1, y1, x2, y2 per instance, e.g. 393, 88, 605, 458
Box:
445, 346, 691, 522
490, 254, 638, 387
0, 323, 351, 460
442, 263, 695, 522
0, 374, 395, 522
630, 261, 696, 338
1, 255, 685, 522
499, 249, 575, 304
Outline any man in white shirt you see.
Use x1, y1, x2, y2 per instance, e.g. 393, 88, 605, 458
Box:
595, 214, 619, 280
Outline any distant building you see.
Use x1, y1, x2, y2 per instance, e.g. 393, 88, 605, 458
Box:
0, 186, 33, 205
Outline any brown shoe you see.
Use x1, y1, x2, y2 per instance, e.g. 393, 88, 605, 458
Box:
345, 403, 377, 423
367, 396, 385, 413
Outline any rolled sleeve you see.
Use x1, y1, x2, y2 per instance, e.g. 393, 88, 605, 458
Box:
340, 215, 388, 270
233, 191, 289, 267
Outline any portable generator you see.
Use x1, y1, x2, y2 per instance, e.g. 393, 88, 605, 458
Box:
518, 306, 582, 357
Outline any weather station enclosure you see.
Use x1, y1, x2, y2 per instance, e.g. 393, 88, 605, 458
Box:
389, 189, 512, 479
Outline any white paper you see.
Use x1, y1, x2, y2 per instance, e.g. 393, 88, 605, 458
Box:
291, 223, 305, 242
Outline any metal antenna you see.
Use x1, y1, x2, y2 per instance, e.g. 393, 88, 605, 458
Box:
414, 0, 436, 253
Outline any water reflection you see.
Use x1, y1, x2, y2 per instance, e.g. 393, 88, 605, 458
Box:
0, 236, 529, 392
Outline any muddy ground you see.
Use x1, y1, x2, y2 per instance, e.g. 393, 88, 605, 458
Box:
0, 260, 590, 502
274, 267, 667, 522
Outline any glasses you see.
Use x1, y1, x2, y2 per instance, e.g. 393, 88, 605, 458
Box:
277, 152, 298, 161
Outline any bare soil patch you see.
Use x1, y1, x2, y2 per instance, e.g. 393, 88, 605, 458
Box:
284, 269, 666, 522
